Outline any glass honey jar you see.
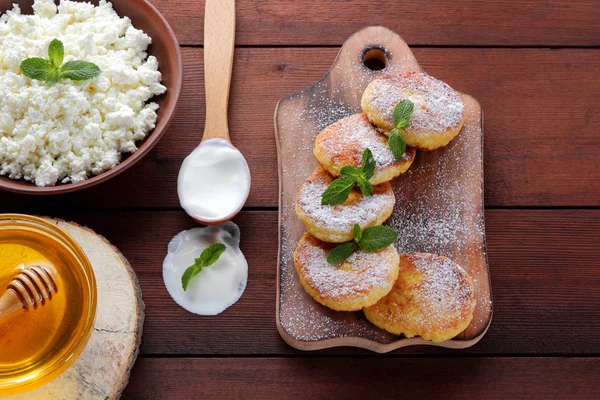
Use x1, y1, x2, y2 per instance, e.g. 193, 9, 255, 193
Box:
0, 214, 97, 396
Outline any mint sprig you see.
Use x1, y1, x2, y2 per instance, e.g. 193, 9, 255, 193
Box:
389, 99, 414, 160
320, 176, 355, 206
353, 224, 362, 243
326, 224, 398, 264
20, 58, 62, 84
389, 129, 407, 161
357, 225, 398, 251
20, 39, 101, 84
181, 243, 227, 291
326, 242, 356, 264
48, 39, 64, 67
393, 99, 414, 129
321, 148, 377, 206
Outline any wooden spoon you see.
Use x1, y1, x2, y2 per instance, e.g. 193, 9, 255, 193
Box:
0, 265, 58, 320
177, 0, 251, 226
203, 0, 236, 145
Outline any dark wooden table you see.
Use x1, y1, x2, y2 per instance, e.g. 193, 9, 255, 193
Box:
5, 1, 599, 398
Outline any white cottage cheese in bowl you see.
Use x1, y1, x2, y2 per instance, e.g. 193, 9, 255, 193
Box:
0, 0, 167, 186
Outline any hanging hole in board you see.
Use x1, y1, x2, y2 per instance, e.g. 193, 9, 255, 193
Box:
361, 47, 389, 71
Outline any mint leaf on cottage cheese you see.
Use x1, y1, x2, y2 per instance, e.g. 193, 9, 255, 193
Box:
61, 60, 101, 81
20, 57, 60, 83
1, 0, 167, 187
21, 38, 101, 84
47, 38, 64, 67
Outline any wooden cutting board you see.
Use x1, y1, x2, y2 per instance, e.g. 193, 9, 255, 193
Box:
7, 218, 143, 399
274, 26, 492, 352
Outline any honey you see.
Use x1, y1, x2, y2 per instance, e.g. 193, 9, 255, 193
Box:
0, 215, 96, 396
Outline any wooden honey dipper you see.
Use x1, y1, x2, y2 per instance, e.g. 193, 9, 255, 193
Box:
0, 265, 58, 319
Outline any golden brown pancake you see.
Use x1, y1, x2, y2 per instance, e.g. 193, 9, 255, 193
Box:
293, 233, 399, 311
295, 167, 395, 243
361, 73, 465, 150
363, 253, 476, 342
313, 113, 416, 185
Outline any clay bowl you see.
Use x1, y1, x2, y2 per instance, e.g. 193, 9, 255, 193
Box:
0, 0, 182, 195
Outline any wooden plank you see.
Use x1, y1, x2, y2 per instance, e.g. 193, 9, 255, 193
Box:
1, 48, 598, 209
147, 0, 600, 47
122, 357, 600, 400
31, 209, 600, 356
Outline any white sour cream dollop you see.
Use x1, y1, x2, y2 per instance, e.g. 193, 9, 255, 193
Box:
162, 222, 248, 315
177, 139, 251, 223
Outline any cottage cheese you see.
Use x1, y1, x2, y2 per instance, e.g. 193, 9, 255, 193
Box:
0, 0, 167, 186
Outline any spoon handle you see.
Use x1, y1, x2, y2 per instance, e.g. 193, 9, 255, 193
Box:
202, 0, 236, 142
0, 289, 22, 319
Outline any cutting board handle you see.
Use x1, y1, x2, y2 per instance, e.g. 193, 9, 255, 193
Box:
318, 26, 423, 106
333, 26, 422, 75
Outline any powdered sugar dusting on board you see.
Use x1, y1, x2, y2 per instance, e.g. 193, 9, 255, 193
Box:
278, 92, 354, 184
389, 105, 484, 258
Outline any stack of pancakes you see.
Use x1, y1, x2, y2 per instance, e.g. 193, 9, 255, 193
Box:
293, 72, 476, 343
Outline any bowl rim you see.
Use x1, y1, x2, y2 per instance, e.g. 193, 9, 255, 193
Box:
0, 0, 183, 195
0, 213, 97, 395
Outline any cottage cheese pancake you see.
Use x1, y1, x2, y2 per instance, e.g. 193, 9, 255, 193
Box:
295, 167, 395, 243
0, 0, 166, 186
293, 233, 399, 311
364, 253, 476, 343
313, 113, 416, 185
361, 73, 465, 150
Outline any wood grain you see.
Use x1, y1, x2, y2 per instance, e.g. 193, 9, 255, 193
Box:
0, 48, 597, 209
122, 357, 600, 400
31, 209, 598, 356
147, 0, 600, 46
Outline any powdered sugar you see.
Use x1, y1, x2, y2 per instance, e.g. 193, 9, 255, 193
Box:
398, 253, 475, 332
363, 73, 464, 134
296, 168, 394, 239
317, 113, 401, 169
389, 106, 484, 257
278, 95, 353, 183
297, 238, 395, 301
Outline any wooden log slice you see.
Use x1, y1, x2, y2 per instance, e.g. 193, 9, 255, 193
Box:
8, 218, 144, 400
